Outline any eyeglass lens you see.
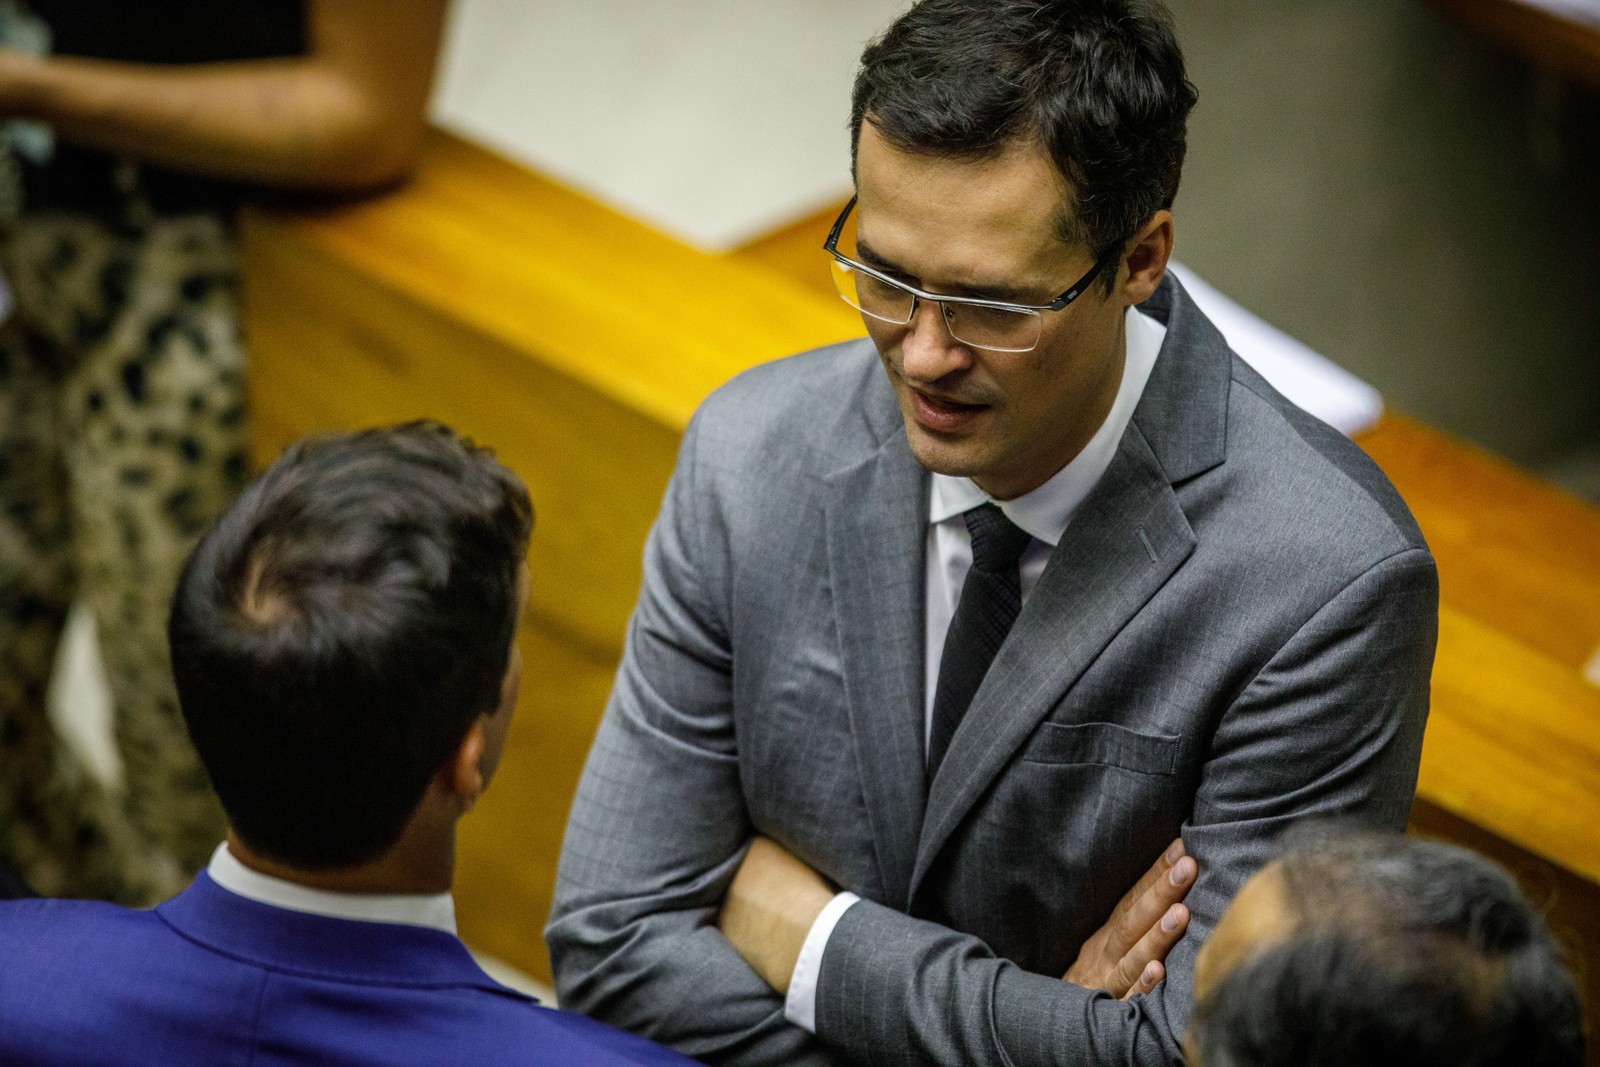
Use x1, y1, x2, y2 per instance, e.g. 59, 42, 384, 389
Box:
828, 259, 1043, 352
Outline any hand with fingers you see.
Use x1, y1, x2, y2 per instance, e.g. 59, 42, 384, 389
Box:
1062, 838, 1196, 1000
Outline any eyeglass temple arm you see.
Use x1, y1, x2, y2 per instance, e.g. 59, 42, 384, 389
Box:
823, 195, 858, 252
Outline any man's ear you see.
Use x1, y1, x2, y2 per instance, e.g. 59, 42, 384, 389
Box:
1118, 209, 1174, 306
443, 720, 488, 814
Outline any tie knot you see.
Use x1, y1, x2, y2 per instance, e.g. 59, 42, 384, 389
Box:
963, 504, 1032, 574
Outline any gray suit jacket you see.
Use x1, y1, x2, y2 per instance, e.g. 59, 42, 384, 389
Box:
548, 275, 1437, 1066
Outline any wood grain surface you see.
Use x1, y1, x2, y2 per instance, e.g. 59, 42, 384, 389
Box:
1427, 0, 1600, 93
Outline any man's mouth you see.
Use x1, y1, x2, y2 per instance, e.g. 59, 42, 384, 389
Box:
909, 387, 986, 432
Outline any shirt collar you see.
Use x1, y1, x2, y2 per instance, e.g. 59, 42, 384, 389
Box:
929, 305, 1166, 546
206, 842, 458, 935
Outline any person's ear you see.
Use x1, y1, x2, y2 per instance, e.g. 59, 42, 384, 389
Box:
445, 720, 489, 814
1118, 209, 1174, 306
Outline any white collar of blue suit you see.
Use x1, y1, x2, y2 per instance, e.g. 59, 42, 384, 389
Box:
929, 304, 1167, 544
157, 867, 531, 1000
208, 841, 457, 933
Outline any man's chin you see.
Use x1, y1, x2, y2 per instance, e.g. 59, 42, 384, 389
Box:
902, 418, 986, 479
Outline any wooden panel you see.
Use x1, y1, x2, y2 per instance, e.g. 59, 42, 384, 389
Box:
1426, 0, 1600, 93
1360, 413, 1600, 676
243, 216, 679, 659
244, 130, 862, 658
1360, 417, 1600, 886
455, 622, 618, 985
252, 129, 862, 437
734, 199, 845, 304
1420, 606, 1600, 882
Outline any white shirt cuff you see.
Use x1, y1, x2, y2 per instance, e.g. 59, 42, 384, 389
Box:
783, 891, 860, 1033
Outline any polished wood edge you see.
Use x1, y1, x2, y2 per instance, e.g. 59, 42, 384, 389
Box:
1425, 0, 1600, 93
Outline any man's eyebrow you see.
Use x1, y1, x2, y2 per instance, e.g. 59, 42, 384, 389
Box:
946, 280, 1044, 304
854, 237, 1044, 304
854, 238, 905, 275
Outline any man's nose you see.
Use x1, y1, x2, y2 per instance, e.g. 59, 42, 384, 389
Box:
898, 299, 971, 383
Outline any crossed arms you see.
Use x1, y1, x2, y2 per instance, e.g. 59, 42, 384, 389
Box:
718, 834, 1196, 1010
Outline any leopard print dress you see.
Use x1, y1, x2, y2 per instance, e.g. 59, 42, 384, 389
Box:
0, 209, 246, 903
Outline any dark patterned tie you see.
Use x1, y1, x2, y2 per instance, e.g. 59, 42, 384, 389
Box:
927, 503, 1033, 777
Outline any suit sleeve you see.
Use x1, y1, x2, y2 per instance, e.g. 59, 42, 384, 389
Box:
812, 547, 1439, 1067
546, 412, 845, 1067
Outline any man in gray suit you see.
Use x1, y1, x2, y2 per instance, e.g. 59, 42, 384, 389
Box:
548, 1, 1438, 1064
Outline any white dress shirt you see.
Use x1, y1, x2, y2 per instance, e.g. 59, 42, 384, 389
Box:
784, 304, 1167, 1032
206, 842, 458, 935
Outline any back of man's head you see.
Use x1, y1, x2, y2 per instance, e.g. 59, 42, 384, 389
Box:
1189, 826, 1585, 1067
851, 0, 1197, 286
169, 421, 533, 873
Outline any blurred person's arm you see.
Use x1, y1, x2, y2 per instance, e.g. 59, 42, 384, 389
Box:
0, 0, 447, 192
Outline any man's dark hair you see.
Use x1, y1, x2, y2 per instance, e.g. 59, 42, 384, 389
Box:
169, 421, 533, 871
850, 0, 1197, 291
1190, 826, 1586, 1067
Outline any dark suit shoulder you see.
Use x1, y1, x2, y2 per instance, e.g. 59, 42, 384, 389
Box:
1234, 355, 1424, 544
705, 336, 879, 412
1137, 275, 1426, 572
1206, 355, 1430, 570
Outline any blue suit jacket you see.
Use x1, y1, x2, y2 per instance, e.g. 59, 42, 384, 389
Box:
0, 872, 699, 1066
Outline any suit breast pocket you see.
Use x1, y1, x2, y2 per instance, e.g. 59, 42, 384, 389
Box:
1020, 720, 1180, 776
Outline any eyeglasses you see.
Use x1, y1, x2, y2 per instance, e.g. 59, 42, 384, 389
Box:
822, 195, 1118, 353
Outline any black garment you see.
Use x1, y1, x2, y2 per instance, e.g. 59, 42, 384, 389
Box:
29, 0, 305, 62
20, 0, 308, 219
926, 504, 1033, 777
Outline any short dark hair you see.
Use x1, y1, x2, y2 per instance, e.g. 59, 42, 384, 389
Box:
169, 421, 533, 871
850, 0, 1197, 290
1190, 826, 1586, 1067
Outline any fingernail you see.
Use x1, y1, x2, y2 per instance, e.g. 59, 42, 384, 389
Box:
1165, 839, 1184, 864
1161, 905, 1181, 932
1143, 962, 1160, 985
1169, 858, 1193, 887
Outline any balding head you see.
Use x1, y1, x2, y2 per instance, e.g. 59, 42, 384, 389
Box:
1187, 826, 1585, 1067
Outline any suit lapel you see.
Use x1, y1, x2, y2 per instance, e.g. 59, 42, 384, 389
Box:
910, 427, 1195, 895
908, 272, 1227, 897
825, 394, 929, 909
